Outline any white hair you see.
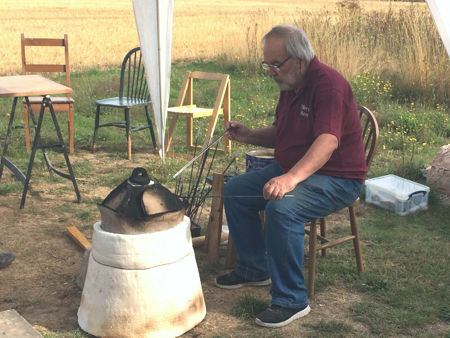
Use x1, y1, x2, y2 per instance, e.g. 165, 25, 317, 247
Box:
262, 25, 315, 63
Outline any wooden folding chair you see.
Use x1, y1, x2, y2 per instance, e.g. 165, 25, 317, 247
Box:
165, 71, 231, 154
21, 33, 74, 154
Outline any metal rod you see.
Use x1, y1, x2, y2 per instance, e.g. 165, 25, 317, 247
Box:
192, 139, 219, 215
178, 176, 184, 197
182, 194, 294, 199
222, 151, 240, 175
190, 186, 212, 219
174, 175, 181, 195
185, 129, 206, 216
186, 128, 201, 200
173, 128, 228, 178
218, 194, 294, 198
186, 148, 209, 216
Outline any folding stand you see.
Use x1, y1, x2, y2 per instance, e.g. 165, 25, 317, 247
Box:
0, 75, 81, 209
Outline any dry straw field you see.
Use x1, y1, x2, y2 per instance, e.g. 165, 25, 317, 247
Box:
0, 0, 447, 101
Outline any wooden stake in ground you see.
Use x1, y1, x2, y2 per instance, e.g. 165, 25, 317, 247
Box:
205, 172, 224, 264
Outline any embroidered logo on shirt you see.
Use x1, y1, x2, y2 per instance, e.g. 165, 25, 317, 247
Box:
299, 104, 311, 117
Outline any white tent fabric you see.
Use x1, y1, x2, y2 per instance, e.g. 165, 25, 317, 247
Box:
426, 0, 450, 57
132, 0, 174, 161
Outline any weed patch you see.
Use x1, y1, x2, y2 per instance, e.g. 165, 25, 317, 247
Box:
232, 296, 268, 320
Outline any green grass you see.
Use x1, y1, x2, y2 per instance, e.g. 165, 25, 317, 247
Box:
42, 330, 85, 338
232, 295, 269, 320
1, 58, 449, 337
0, 181, 22, 194
310, 204, 450, 335
304, 320, 356, 337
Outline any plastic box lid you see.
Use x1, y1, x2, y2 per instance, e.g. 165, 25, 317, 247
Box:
365, 174, 430, 201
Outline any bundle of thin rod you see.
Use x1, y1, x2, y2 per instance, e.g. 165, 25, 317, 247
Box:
173, 131, 239, 230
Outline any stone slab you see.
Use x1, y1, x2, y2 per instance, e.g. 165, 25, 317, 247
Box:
0, 309, 42, 337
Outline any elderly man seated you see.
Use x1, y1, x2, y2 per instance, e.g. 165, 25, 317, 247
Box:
215, 24, 367, 328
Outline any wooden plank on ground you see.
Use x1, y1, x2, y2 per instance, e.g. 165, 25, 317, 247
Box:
0, 309, 43, 337
192, 232, 229, 248
66, 226, 91, 250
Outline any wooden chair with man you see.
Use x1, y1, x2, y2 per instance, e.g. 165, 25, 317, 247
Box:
205, 104, 379, 299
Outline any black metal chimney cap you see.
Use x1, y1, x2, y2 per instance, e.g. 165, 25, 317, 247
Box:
100, 167, 185, 222
129, 167, 150, 185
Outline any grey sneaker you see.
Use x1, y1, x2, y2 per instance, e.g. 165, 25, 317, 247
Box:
215, 271, 271, 289
0, 252, 15, 269
255, 304, 311, 328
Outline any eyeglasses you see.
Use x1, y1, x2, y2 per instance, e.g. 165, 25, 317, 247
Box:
261, 56, 291, 72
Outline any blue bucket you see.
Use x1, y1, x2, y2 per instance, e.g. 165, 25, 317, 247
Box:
245, 148, 275, 172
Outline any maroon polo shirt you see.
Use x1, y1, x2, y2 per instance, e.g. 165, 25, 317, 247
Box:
273, 56, 367, 182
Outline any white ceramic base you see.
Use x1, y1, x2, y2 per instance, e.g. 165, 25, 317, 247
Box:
78, 216, 206, 337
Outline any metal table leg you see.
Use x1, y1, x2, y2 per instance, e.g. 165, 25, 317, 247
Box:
19, 96, 81, 209
0, 97, 18, 181
19, 99, 44, 208
45, 96, 81, 203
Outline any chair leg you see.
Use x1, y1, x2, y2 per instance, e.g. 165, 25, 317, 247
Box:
349, 205, 364, 272
320, 217, 327, 257
308, 220, 318, 299
92, 105, 100, 152
24, 105, 31, 152
165, 114, 179, 153
223, 80, 231, 154
125, 108, 131, 160
67, 103, 74, 154
186, 115, 194, 149
144, 106, 157, 149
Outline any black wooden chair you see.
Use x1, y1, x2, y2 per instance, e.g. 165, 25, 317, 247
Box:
92, 47, 157, 159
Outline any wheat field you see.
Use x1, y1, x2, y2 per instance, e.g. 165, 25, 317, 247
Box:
1, 0, 447, 102
0, 0, 428, 72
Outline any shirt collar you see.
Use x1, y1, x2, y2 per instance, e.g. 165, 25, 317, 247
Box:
302, 55, 319, 89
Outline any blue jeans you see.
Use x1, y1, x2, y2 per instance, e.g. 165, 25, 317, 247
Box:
223, 162, 362, 309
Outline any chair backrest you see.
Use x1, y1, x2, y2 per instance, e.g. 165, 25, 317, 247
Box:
175, 71, 230, 112
118, 47, 149, 101
357, 105, 379, 169
21, 33, 71, 94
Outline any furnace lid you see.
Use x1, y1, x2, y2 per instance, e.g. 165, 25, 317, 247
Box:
99, 167, 186, 234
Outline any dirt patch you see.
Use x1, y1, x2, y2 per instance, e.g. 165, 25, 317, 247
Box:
0, 150, 414, 337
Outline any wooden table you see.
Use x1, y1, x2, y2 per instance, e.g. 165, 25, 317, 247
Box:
0, 75, 80, 208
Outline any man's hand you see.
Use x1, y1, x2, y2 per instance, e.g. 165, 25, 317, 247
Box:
226, 122, 277, 148
226, 121, 252, 143
263, 172, 298, 200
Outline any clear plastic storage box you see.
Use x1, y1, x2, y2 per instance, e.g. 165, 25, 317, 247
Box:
365, 174, 430, 216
